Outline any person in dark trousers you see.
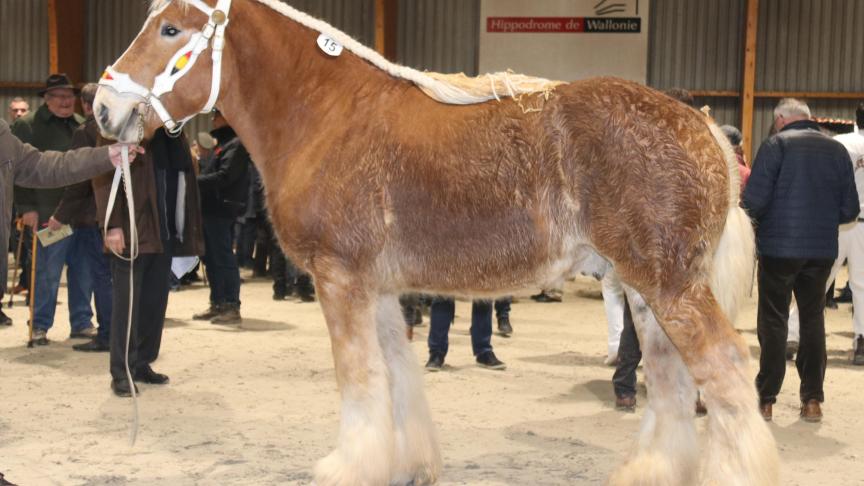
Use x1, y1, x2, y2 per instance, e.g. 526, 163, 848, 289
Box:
192, 110, 249, 324
424, 297, 508, 371
12, 74, 87, 344
52, 83, 113, 352
743, 98, 859, 423
94, 129, 204, 397
612, 300, 640, 411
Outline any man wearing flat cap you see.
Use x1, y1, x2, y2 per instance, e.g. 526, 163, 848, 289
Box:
11, 73, 90, 344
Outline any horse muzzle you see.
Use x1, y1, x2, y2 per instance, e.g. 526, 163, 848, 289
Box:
93, 87, 148, 143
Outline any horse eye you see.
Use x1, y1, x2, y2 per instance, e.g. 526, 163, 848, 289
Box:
161, 24, 180, 37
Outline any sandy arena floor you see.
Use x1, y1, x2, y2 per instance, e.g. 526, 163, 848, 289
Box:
1, 270, 863, 485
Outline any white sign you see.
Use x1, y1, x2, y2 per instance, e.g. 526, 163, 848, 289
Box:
479, 0, 650, 83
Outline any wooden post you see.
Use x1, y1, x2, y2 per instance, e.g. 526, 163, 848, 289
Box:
47, 0, 87, 82
374, 0, 398, 60
47, 0, 59, 73
740, 0, 759, 162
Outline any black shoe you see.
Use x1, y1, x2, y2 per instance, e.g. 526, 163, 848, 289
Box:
31, 328, 48, 346
837, 286, 853, 303
111, 378, 139, 397
425, 352, 445, 371
72, 338, 110, 352
273, 292, 287, 301
530, 291, 562, 303
497, 316, 513, 337
0, 309, 11, 326
298, 292, 316, 303
476, 351, 506, 370
134, 365, 170, 385
825, 298, 838, 310
853, 335, 864, 366
193, 304, 222, 320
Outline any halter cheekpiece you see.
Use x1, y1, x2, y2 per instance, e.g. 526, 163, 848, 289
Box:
99, 0, 232, 134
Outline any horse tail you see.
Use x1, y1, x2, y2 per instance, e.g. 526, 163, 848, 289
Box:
706, 122, 755, 324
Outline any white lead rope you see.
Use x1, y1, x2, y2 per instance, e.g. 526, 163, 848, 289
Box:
106, 146, 140, 444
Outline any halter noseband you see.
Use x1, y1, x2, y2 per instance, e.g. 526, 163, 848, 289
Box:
99, 0, 232, 134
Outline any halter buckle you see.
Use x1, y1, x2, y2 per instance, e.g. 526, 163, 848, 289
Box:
211, 10, 227, 25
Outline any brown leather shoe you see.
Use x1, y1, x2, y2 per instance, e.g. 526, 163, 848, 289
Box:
615, 395, 637, 412
800, 399, 822, 423
759, 402, 773, 421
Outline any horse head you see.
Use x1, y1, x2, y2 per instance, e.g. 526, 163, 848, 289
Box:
94, 0, 232, 142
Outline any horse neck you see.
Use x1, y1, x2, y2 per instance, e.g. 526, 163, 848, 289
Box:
217, 1, 404, 169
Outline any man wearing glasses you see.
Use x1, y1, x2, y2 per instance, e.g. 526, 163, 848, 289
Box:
11, 73, 90, 345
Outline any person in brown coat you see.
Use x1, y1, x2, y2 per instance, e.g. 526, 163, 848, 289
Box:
93, 128, 204, 397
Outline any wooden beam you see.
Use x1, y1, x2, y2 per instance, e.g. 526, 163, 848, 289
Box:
0, 82, 44, 89
374, 0, 398, 60
756, 91, 864, 100
52, 0, 87, 83
691, 90, 864, 100
375, 0, 385, 55
47, 0, 59, 73
689, 90, 740, 98
740, 0, 759, 161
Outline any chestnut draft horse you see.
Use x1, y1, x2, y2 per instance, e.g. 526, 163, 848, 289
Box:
94, 0, 778, 484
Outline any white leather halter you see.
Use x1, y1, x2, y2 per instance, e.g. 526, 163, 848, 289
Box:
98, 0, 232, 134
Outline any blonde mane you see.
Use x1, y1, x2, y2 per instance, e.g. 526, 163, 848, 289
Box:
150, 0, 562, 105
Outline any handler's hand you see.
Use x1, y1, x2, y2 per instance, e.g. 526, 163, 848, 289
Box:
108, 144, 145, 167
106, 227, 125, 253
46, 216, 62, 231
20, 211, 38, 228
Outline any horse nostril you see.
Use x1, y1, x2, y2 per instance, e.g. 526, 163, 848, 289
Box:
99, 105, 110, 127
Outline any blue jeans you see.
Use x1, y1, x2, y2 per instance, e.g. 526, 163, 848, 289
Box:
428, 298, 496, 357
32, 236, 71, 331
202, 216, 241, 305
67, 227, 113, 341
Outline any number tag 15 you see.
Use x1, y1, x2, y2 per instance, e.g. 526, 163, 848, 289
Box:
317, 34, 343, 57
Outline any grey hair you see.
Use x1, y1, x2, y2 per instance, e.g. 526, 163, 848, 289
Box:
81, 83, 99, 106
774, 98, 811, 119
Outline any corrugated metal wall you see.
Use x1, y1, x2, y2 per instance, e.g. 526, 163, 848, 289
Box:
757, 0, 864, 92
647, 0, 745, 131
4, 1, 863, 147
284, 0, 376, 46
0, 0, 49, 83
648, 0, 745, 92
649, 0, 864, 151
396, 0, 479, 74
0, 0, 49, 123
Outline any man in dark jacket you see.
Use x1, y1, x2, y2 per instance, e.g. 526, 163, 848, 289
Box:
94, 130, 204, 397
11, 74, 87, 344
51, 83, 113, 352
192, 110, 249, 324
743, 98, 859, 423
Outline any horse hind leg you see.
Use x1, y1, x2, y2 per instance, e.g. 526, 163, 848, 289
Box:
608, 287, 700, 486
654, 283, 779, 486
376, 295, 442, 485
313, 272, 395, 486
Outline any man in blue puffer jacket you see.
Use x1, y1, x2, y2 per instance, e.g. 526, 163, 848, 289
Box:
743, 98, 859, 423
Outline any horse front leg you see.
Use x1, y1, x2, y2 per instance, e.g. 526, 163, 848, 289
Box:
313, 270, 395, 486
376, 294, 441, 485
